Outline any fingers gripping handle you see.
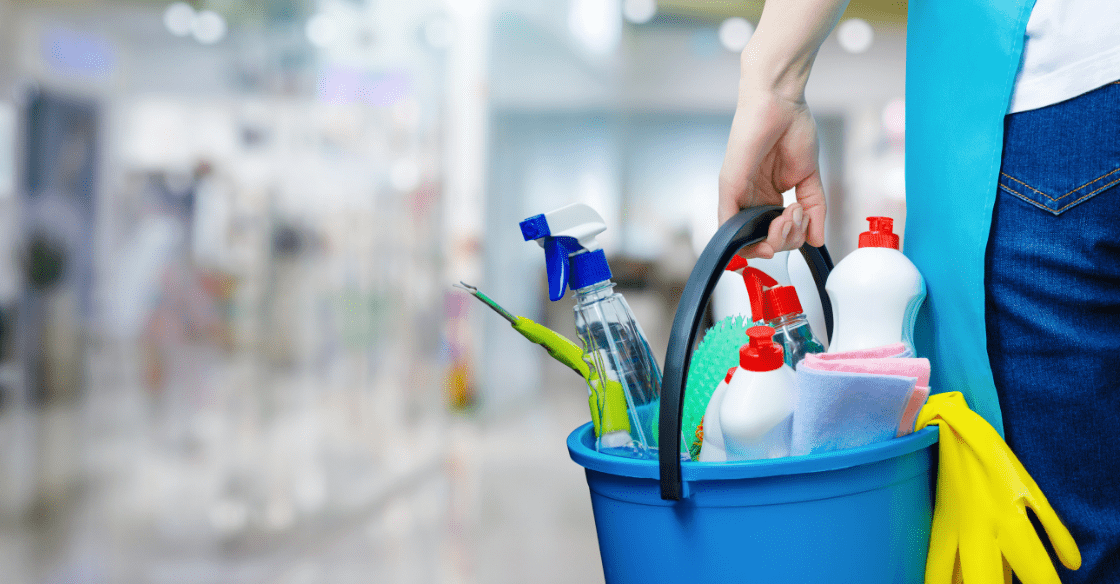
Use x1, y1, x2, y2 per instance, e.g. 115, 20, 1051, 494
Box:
657, 206, 834, 500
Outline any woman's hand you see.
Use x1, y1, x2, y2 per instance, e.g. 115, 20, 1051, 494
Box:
715, 0, 849, 258
718, 84, 826, 259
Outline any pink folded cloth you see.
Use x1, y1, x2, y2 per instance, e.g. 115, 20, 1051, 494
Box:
809, 343, 911, 361
800, 351, 932, 437
800, 355, 930, 386
899, 385, 931, 436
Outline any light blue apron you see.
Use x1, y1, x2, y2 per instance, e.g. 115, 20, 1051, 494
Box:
905, 0, 1036, 436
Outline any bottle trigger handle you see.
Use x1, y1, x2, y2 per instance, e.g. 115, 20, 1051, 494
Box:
544, 237, 569, 302
543, 235, 585, 301
742, 267, 777, 323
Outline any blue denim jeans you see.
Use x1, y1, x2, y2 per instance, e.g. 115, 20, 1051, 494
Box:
987, 81, 1120, 583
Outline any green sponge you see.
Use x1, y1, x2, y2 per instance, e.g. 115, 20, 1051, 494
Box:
651, 314, 752, 459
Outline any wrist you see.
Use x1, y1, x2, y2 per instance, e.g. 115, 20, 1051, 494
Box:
739, 31, 813, 102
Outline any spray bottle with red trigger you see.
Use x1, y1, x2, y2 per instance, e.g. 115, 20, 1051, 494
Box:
728, 256, 826, 368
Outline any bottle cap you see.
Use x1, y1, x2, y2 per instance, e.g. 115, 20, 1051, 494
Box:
724, 367, 737, 384
739, 326, 785, 372
858, 216, 900, 250
569, 249, 612, 291
763, 285, 803, 321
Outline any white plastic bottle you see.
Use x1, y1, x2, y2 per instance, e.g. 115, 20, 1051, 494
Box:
719, 326, 797, 461
697, 367, 737, 462
825, 217, 927, 354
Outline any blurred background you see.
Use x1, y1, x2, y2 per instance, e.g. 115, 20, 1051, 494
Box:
0, 0, 906, 582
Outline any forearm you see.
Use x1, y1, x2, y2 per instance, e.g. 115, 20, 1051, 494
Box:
741, 0, 851, 100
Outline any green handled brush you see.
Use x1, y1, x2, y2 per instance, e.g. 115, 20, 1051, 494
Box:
651, 313, 752, 458
454, 282, 630, 439
673, 260, 769, 459
681, 314, 752, 458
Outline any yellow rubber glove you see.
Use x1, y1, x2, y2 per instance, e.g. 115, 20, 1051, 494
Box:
916, 392, 1081, 584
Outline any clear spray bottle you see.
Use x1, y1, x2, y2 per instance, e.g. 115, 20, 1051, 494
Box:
521, 204, 662, 459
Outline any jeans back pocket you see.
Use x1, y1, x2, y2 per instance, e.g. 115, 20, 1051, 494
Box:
999, 81, 1120, 215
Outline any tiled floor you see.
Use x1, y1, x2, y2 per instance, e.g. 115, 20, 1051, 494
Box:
264, 387, 607, 584
0, 364, 606, 584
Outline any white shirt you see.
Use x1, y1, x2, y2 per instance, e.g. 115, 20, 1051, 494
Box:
1008, 0, 1120, 113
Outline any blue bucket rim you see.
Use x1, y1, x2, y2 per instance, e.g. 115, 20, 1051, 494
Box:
568, 423, 939, 481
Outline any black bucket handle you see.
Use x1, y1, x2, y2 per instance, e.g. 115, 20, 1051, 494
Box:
658, 205, 835, 500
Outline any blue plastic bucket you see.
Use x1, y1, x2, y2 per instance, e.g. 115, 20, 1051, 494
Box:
567, 207, 939, 583
569, 424, 938, 583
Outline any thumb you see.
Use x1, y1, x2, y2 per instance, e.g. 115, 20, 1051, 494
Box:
795, 170, 827, 247
719, 193, 745, 226
1022, 476, 1082, 571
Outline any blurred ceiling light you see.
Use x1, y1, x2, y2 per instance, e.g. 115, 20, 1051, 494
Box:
622, 0, 657, 24
423, 18, 452, 49
569, 0, 622, 56
882, 98, 906, 135
163, 2, 195, 37
306, 13, 340, 48
192, 10, 226, 45
838, 18, 873, 54
718, 17, 753, 52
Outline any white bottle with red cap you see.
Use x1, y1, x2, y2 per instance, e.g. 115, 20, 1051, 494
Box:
719, 326, 798, 461
697, 367, 737, 462
825, 217, 927, 354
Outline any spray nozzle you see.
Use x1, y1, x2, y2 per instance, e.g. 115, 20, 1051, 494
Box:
521, 203, 613, 301
727, 258, 777, 323
727, 257, 808, 323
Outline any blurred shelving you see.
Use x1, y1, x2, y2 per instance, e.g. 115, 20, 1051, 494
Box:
0, 0, 910, 581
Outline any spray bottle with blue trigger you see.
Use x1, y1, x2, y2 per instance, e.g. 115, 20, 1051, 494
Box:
521, 203, 664, 459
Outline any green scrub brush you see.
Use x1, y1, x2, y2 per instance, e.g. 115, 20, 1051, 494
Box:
681, 314, 752, 454
652, 255, 770, 458
677, 259, 782, 458
650, 313, 753, 455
